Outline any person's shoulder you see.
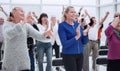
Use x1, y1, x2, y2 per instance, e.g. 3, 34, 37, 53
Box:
3, 21, 12, 27
59, 21, 65, 25
24, 23, 33, 29
59, 21, 66, 27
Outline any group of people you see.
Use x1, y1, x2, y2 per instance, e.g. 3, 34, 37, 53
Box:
0, 5, 120, 71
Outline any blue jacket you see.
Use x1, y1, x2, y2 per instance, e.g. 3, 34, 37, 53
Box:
58, 21, 88, 54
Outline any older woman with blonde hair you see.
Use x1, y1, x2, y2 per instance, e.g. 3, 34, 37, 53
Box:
2, 7, 52, 71
58, 6, 88, 71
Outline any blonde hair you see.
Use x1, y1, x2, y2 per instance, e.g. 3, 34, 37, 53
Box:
7, 7, 20, 22
63, 6, 74, 21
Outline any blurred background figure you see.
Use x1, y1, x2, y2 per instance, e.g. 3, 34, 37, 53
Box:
37, 13, 53, 71
26, 12, 39, 71
50, 16, 61, 71
0, 6, 8, 61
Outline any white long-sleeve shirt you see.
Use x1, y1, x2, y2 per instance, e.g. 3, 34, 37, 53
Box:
37, 23, 52, 43
51, 23, 61, 45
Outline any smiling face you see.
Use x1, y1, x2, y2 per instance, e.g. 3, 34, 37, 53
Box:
41, 16, 48, 25
12, 7, 25, 21
64, 6, 76, 21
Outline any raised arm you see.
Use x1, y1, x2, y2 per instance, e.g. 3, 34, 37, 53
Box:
105, 16, 120, 39
0, 6, 8, 17
26, 23, 52, 41
84, 9, 91, 19
62, 6, 65, 15
99, 11, 109, 25
78, 7, 83, 17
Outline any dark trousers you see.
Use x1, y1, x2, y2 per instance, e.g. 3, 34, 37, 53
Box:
0, 42, 2, 61
62, 53, 83, 71
28, 45, 35, 71
52, 41, 60, 58
107, 59, 120, 71
98, 39, 100, 48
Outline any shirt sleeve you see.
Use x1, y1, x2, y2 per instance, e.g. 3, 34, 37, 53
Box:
3, 22, 23, 40
105, 25, 114, 39
26, 23, 46, 41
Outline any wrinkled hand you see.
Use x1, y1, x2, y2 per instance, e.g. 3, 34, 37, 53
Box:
44, 30, 53, 38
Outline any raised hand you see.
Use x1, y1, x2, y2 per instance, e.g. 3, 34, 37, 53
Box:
106, 11, 110, 15
44, 30, 53, 38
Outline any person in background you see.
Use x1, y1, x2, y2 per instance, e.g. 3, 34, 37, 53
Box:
50, 16, 61, 71
79, 18, 90, 71
74, 7, 83, 23
0, 16, 4, 61
0, 6, 8, 61
85, 10, 109, 71
26, 12, 39, 71
37, 13, 53, 71
58, 6, 88, 71
105, 15, 120, 71
50, 16, 61, 58
97, 12, 109, 47
2, 7, 52, 71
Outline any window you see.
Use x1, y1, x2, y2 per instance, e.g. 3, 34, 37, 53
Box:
11, 0, 40, 4
11, 5, 41, 16
117, 0, 120, 2
100, 6, 114, 45
100, 0, 113, 5
71, 0, 96, 5
41, 6, 63, 21
42, 0, 69, 5
117, 5, 120, 11
0, 0, 10, 3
